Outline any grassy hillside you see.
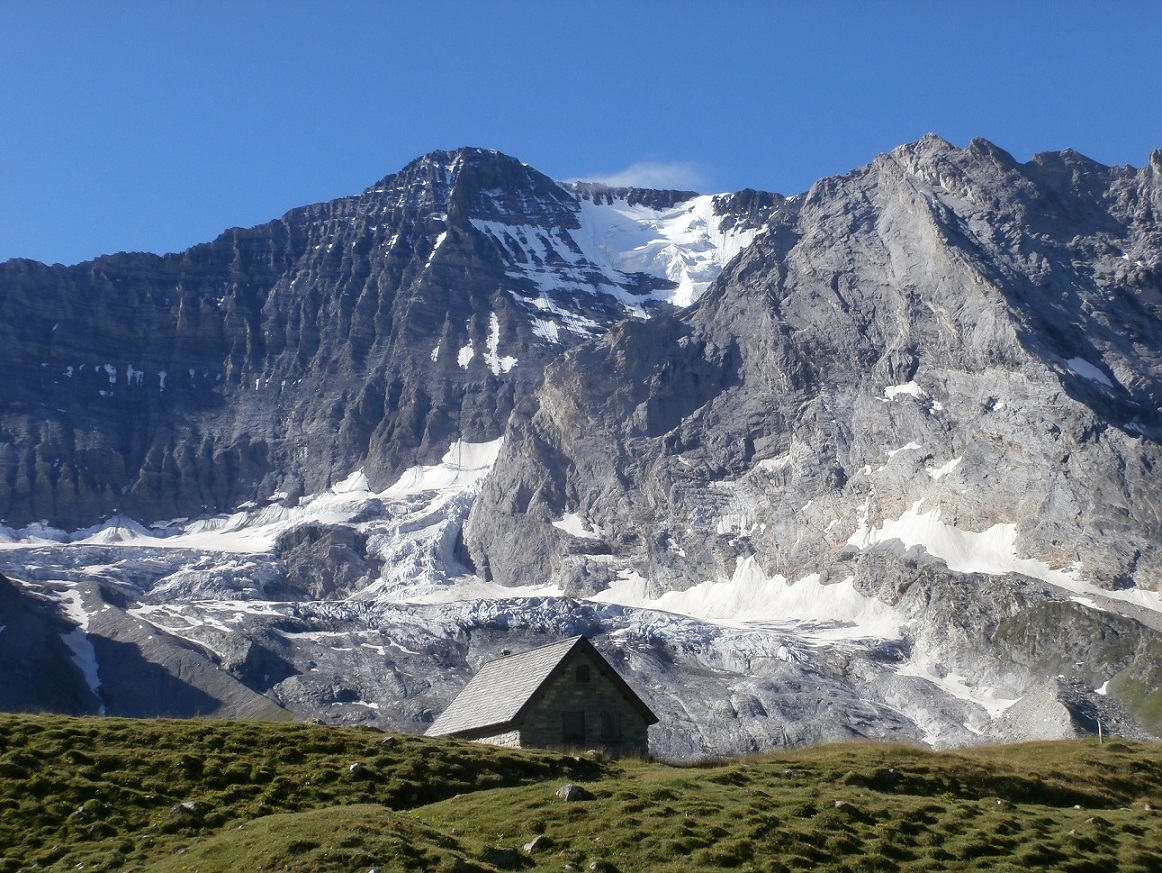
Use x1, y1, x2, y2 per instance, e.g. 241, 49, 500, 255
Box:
1, 714, 1159, 872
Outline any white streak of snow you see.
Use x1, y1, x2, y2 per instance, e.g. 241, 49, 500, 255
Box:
55, 588, 105, 714
887, 442, 921, 459
484, 313, 517, 375
927, 457, 963, 480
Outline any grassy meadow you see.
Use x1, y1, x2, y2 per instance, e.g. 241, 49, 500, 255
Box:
0, 713, 1159, 872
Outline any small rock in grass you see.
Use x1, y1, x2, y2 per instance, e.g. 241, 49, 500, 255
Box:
523, 835, 551, 854
349, 762, 365, 775
170, 801, 199, 817
380, 735, 398, 746
556, 783, 594, 801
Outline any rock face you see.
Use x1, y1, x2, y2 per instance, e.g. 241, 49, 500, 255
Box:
2, 138, 1162, 757
0, 148, 773, 530
465, 136, 1162, 597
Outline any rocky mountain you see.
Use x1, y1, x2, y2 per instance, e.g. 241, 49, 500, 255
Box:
2, 137, 1161, 758
0, 148, 771, 530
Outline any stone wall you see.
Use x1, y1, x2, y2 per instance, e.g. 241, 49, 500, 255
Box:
474, 730, 521, 748
518, 651, 650, 756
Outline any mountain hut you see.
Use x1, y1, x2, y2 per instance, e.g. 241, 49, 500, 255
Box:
425, 635, 657, 757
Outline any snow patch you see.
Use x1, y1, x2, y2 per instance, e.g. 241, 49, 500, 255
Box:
384, 438, 504, 498
332, 469, 371, 494
531, 318, 560, 343
1066, 357, 1114, 387
471, 190, 766, 323
552, 512, 603, 540
847, 499, 1162, 613
927, 457, 963, 480
55, 588, 105, 714
848, 499, 1074, 582
592, 556, 903, 641
425, 230, 448, 268
887, 442, 921, 459
483, 313, 517, 375
882, 381, 926, 401
895, 654, 1020, 720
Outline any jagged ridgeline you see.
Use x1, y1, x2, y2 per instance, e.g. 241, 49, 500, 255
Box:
0, 148, 774, 529
1, 137, 1162, 758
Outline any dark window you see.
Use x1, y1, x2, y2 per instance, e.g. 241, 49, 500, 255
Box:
562, 711, 586, 746
575, 664, 591, 683
600, 711, 622, 741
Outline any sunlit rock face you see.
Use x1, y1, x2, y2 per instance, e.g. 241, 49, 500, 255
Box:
467, 135, 1162, 598
2, 138, 1162, 758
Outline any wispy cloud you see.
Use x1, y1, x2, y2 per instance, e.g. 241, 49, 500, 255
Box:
571, 161, 711, 192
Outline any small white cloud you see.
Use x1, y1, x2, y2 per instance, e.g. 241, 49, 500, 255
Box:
571, 161, 710, 191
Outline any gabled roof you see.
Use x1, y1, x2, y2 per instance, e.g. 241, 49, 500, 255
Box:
426, 635, 657, 738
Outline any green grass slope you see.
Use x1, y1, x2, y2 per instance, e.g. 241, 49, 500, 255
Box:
0, 714, 1159, 872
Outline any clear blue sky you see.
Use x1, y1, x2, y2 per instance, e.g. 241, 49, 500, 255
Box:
3, 1, 1160, 266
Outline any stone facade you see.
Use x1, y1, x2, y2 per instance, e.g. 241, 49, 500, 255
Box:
516, 650, 651, 756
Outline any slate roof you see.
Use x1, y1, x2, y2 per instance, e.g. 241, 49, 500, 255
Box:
425, 635, 657, 738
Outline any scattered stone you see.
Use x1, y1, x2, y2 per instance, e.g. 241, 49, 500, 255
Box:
349, 762, 366, 775
170, 801, 200, 817
556, 783, 594, 802
380, 735, 398, 747
523, 835, 551, 854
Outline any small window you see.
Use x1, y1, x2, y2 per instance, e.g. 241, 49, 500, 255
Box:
562, 711, 586, 746
600, 711, 622, 742
575, 664, 591, 683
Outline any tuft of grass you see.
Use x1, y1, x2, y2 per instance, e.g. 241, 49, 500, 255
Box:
1, 713, 1161, 871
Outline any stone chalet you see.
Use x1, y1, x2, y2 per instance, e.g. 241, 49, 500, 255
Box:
425, 635, 657, 757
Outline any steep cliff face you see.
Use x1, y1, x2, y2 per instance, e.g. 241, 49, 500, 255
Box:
0, 149, 775, 530
465, 136, 1162, 597
3, 138, 1162, 756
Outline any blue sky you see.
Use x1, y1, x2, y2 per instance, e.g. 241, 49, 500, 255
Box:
2, 1, 1160, 265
